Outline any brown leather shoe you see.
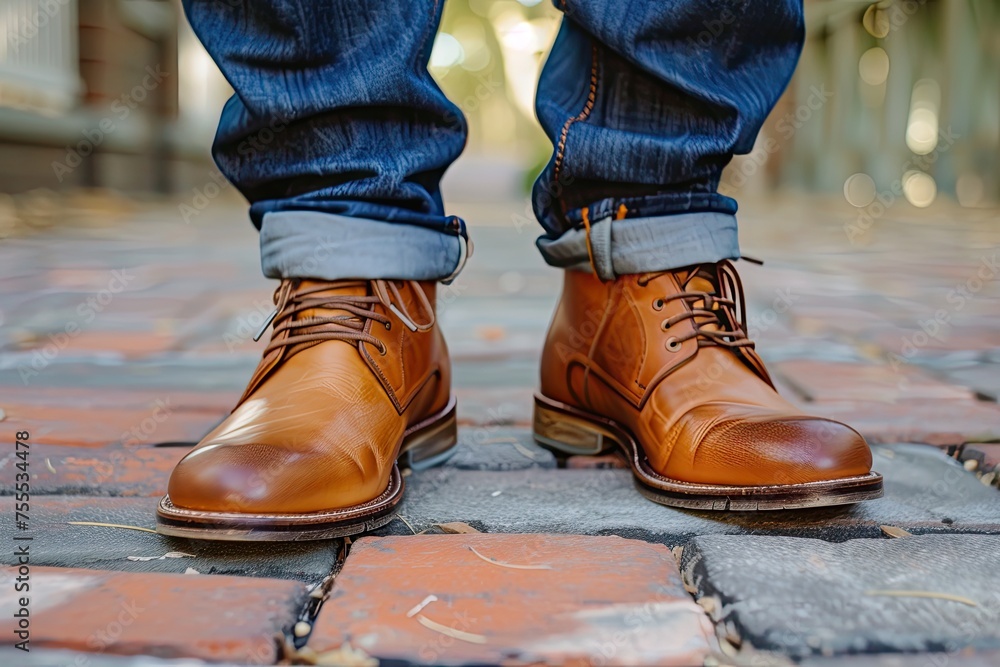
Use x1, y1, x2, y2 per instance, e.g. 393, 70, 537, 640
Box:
535, 262, 883, 510
157, 279, 456, 540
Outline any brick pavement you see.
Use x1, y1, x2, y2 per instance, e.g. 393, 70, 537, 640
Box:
0, 192, 998, 665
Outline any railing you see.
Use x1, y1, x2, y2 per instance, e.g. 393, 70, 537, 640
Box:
0, 0, 80, 111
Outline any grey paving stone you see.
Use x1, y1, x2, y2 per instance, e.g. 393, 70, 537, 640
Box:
681, 534, 1000, 659
445, 426, 556, 470
944, 363, 1000, 401
0, 496, 339, 585
380, 444, 1000, 543
800, 652, 1000, 667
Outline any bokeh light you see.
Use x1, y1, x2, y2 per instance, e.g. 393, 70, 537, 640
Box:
844, 173, 877, 207
902, 170, 937, 207
430, 32, 465, 69
905, 79, 941, 155
859, 47, 890, 86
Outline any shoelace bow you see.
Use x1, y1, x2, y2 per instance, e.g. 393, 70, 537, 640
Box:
638, 260, 755, 351
255, 279, 435, 356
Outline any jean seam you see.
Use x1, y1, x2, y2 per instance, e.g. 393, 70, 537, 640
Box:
553, 41, 599, 187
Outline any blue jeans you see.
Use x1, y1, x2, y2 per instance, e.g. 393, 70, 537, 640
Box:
183, 0, 804, 281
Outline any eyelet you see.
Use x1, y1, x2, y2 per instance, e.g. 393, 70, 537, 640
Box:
665, 337, 682, 352
660, 319, 670, 331
384, 321, 392, 330
378, 343, 388, 356
652, 298, 664, 311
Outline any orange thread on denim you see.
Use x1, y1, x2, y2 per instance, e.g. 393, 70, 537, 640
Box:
581, 206, 600, 277
553, 43, 598, 187
615, 204, 628, 220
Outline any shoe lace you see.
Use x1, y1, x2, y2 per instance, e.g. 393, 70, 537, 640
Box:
254, 279, 435, 356
638, 259, 755, 352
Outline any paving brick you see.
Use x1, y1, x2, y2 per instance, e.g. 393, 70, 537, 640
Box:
0, 496, 340, 585
0, 358, 257, 392
0, 386, 238, 414
0, 566, 306, 663
1, 648, 248, 666
379, 444, 1000, 543
796, 399, 1000, 447
775, 360, 976, 402
565, 452, 629, 469
2, 405, 220, 447
0, 444, 186, 496
310, 534, 718, 666
681, 534, 1000, 659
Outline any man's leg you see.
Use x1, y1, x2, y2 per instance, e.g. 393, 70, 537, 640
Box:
183, 0, 469, 281
159, 1, 464, 541
533, 1, 883, 509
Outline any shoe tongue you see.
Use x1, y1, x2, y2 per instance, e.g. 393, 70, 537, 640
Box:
676, 266, 722, 332
293, 279, 371, 322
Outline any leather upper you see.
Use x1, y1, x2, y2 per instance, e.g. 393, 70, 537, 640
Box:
166, 279, 450, 514
540, 265, 874, 486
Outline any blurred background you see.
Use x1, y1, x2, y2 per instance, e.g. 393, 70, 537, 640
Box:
0, 0, 996, 230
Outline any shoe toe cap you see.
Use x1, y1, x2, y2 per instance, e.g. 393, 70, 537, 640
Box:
668, 410, 873, 486
166, 441, 386, 514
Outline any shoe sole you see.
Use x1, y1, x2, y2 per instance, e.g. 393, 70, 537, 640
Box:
155, 396, 458, 541
532, 394, 884, 511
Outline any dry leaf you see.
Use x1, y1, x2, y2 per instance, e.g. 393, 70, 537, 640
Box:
68, 521, 157, 534
396, 515, 417, 535
434, 522, 479, 534
880, 525, 912, 538
407, 594, 438, 617
416, 614, 488, 644
512, 442, 539, 460
126, 551, 195, 562
468, 546, 552, 570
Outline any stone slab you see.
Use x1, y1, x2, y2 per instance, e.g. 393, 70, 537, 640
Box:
382, 444, 1000, 544
774, 360, 976, 402
799, 400, 1000, 447
0, 566, 306, 663
309, 534, 717, 666
445, 426, 556, 470
681, 534, 1000, 659
0, 496, 339, 585
800, 652, 1000, 667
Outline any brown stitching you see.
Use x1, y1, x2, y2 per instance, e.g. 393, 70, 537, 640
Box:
553, 42, 599, 186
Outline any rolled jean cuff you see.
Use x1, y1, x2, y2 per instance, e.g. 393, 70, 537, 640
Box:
535, 212, 740, 279
260, 211, 464, 282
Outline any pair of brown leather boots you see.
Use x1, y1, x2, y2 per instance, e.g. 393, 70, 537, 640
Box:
157, 263, 882, 541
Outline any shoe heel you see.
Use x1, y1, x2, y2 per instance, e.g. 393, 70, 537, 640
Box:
399, 408, 458, 471
533, 397, 617, 457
